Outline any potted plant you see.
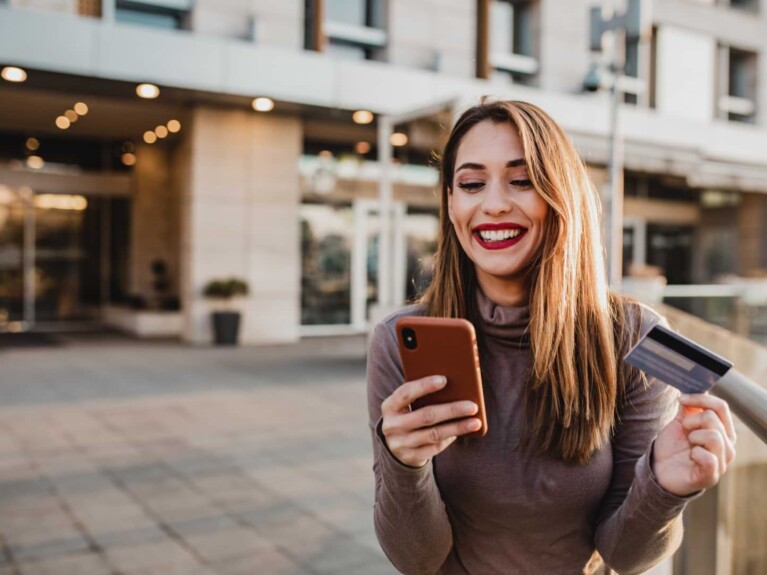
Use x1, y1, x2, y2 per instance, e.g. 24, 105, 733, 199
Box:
203, 277, 249, 345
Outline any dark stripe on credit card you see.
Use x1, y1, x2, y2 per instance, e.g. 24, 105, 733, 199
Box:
624, 324, 732, 394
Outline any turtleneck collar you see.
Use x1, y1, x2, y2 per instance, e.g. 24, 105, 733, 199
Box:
475, 287, 531, 347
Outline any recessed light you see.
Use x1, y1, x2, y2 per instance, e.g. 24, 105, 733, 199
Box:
74, 102, 89, 115
143, 131, 157, 144
121, 153, 137, 166
155, 125, 168, 139
355, 141, 371, 154
252, 97, 274, 112
26, 156, 45, 170
390, 132, 408, 147
1, 66, 27, 83
55, 116, 71, 130
167, 119, 181, 133
353, 110, 374, 124
319, 150, 333, 159
26, 138, 40, 151
136, 83, 160, 99
65, 109, 79, 123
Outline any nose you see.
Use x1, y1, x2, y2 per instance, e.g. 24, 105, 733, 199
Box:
481, 179, 513, 216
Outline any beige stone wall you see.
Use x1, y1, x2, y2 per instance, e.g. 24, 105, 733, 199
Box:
130, 144, 180, 307
386, 0, 475, 77
9, 0, 76, 13
191, 0, 303, 47
181, 107, 302, 344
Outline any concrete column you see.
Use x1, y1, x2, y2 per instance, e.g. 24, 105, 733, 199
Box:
181, 107, 302, 344
131, 144, 180, 307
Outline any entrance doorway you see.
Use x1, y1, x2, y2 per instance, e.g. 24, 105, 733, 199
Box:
0, 186, 129, 331
300, 199, 439, 333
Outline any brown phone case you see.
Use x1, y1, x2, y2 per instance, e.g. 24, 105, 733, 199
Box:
396, 316, 488, 437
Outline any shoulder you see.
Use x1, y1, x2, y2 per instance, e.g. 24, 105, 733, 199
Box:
614, 295, 667, 341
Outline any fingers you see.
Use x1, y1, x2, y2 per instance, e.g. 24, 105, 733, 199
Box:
381, 375, 447, 416
399, 400, 478, 430
395, 417, 482, 450
679, 394, 736, 444
682, 409, 736, 466
687, 429, 727, 475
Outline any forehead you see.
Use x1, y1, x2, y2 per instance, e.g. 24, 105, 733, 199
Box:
454, 120, 525, 167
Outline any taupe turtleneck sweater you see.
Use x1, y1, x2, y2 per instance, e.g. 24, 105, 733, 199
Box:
367, 292, 697, 575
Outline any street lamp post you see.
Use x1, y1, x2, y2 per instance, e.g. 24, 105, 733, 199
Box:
588, 0, 651, 291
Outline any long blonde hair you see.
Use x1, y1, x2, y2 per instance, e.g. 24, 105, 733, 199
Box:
422, 100, 633, 465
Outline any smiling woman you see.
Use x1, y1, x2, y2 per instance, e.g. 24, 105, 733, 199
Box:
366, 99, 737, 575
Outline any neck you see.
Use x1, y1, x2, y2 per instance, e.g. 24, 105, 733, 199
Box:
475, 269, 529, 307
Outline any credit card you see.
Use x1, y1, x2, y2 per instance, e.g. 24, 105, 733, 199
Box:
624, 324, 732, 394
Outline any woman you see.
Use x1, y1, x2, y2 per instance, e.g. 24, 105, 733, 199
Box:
366, 100, 736, 575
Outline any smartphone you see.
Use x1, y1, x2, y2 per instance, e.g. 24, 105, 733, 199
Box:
396, 316, 488, 437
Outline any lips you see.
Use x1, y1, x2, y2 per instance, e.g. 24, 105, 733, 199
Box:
472, 223, 528, 250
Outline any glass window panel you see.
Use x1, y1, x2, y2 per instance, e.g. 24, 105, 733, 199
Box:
490, 1, 513, 54
513, 2, 534, 57
301, 203, 353, 325
326, 0, 366, 26
116, 8, 180, 29
0, 188, 25, 325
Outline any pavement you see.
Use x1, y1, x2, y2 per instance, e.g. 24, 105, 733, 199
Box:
0, 333, 397, 575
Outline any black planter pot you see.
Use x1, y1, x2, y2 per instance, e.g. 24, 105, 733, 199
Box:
211, 311, 241, 345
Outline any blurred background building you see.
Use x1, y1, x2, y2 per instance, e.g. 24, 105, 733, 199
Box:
0, 0, 766, 346
1, 3, 766, 575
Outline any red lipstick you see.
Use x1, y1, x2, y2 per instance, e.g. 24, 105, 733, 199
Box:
472, 223, 528, 250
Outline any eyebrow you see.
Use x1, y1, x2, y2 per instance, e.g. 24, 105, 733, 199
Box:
455, 159, 526, 172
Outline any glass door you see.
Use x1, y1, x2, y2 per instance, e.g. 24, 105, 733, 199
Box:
0, 186, 31, 330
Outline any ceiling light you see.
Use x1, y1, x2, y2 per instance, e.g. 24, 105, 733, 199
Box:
319, 150, 333, 159
26, 156, 45, 170
121, 153, 137, 166
252, 97, 274, 112
55, 116, 71, 130
143, 131, 157, 144
34, 194, 87, 211
136, 83, 160, 99
353, 110, 374, 124
74, 102, 89, 115
65, 109, 79, 122
122, 141, 135, 153
167, 119, 181, 133
390, 132, 408, 147
355, 141, 371, 154
26, 138, 40, 151
155, 125, 168, 139
1, 66, 27, 83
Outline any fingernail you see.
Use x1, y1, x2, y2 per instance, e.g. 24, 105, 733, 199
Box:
468, 419, 481, 431
463, 402, 478, 414
434, 376, 447, 386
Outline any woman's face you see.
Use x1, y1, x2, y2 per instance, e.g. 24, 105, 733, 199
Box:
448, 120, 549, 305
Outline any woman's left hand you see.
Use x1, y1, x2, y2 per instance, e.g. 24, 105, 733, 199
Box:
652, 393, 737, 497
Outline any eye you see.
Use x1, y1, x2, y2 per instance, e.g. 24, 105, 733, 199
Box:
457, 182, 484, 192
510, 179, 533, 189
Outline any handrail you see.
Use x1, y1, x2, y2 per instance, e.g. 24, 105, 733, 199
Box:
712, 369, 767, 444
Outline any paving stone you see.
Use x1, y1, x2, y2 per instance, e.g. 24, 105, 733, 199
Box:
15, 551, 112, 575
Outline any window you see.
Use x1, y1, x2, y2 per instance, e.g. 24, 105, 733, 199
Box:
720, 0, 760, 13
115, 0, 191, 30
305, 0, 387, 60
718, 46, 758, 123
479, 0, 539, 83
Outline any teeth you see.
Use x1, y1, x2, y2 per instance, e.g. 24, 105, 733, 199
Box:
478, 229, 522, 242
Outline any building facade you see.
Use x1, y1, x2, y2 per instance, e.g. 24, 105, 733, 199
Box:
1, 0, 766, 345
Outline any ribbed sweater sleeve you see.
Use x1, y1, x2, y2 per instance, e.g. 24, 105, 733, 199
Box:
594, 308, 701, 574
367, 320, 454, 575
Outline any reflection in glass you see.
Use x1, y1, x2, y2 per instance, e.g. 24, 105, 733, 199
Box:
0, 187, 25, 326
404, 211, 439, 302
301, 203, 353, 325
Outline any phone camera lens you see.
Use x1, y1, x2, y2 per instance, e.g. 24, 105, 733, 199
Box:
402, 328, 418, 350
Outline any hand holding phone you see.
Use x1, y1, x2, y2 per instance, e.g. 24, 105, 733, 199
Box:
378, 317, 487, 468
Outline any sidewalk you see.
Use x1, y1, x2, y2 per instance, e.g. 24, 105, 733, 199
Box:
0, 333, 395, 575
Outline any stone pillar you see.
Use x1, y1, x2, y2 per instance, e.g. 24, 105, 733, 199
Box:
181, 107, 301, 344
131, 144, 180, 307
